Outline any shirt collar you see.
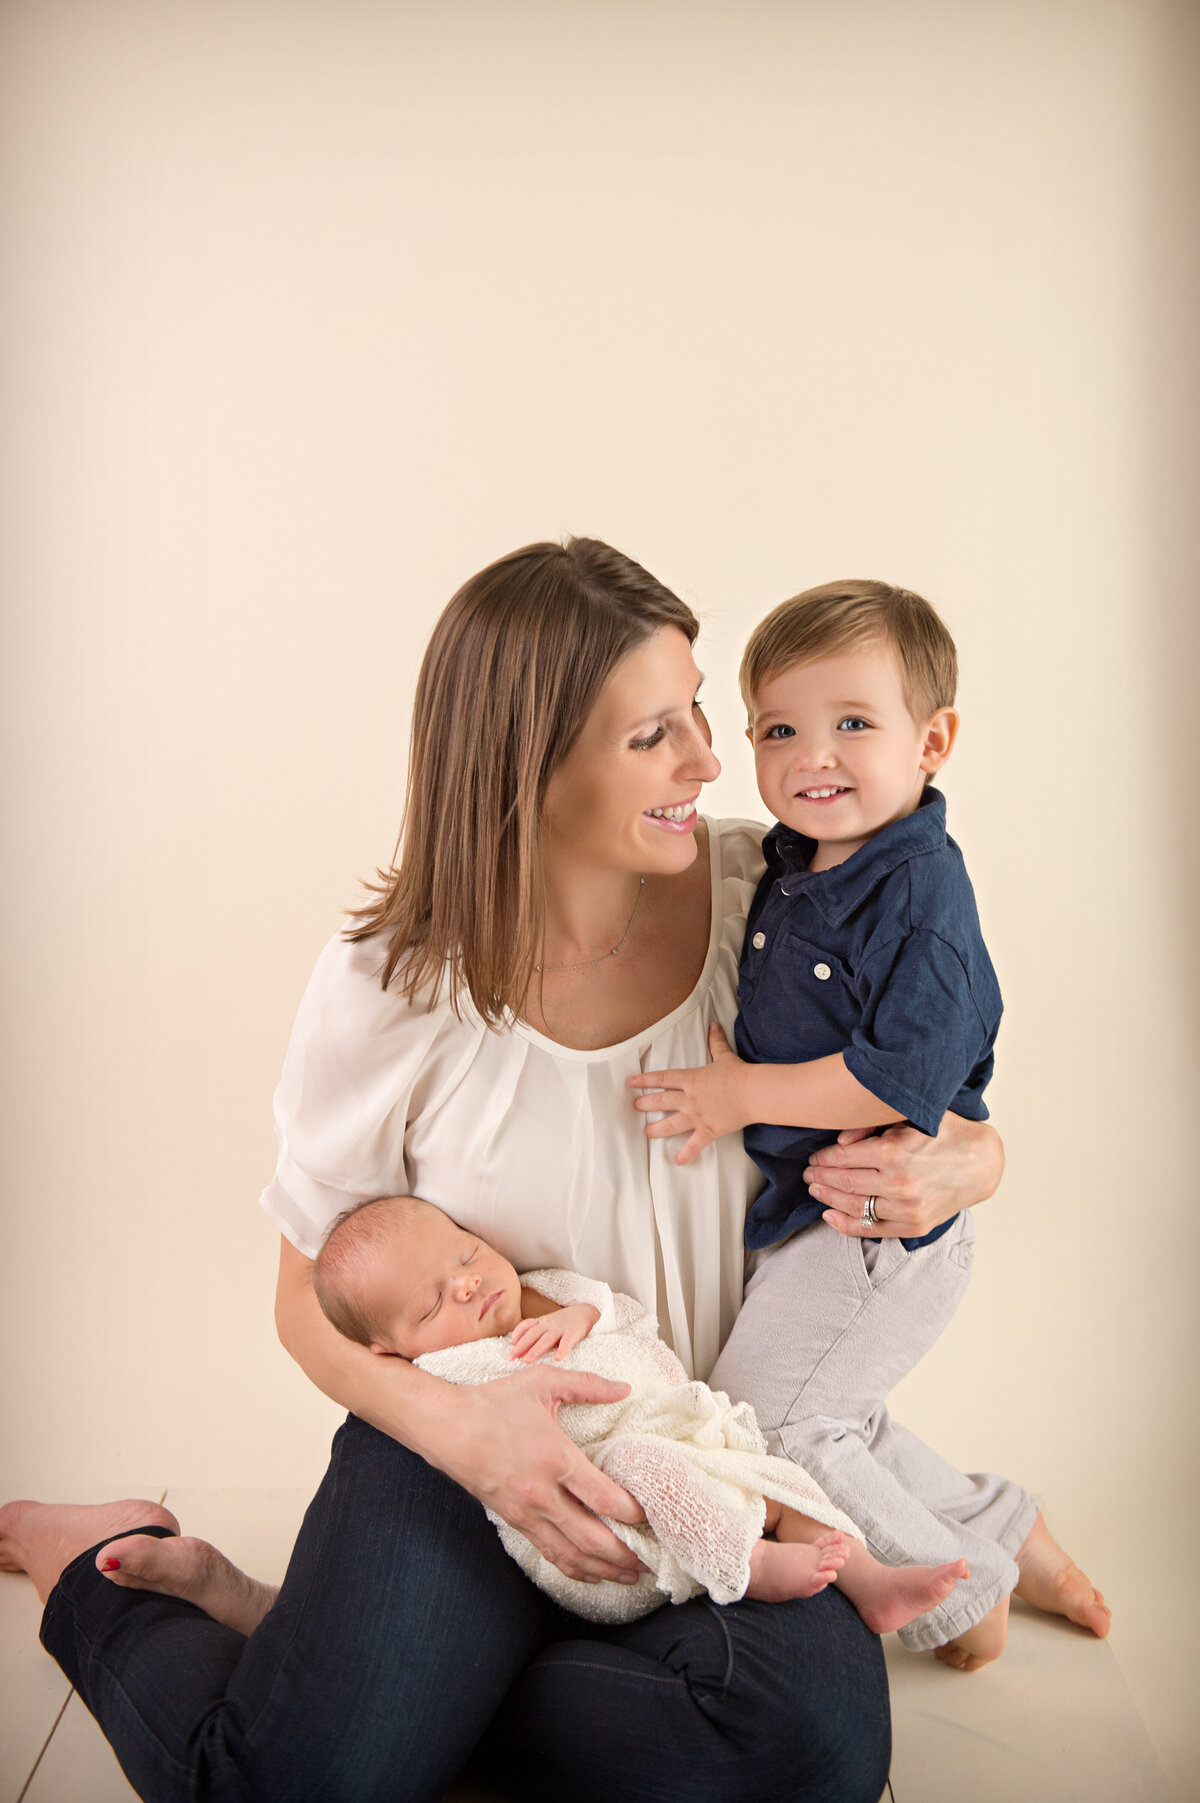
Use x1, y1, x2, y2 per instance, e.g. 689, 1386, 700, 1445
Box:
763, 787, 947, 926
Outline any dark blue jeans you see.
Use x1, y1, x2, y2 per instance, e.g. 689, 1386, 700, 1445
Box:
41, 1415, 890, 1802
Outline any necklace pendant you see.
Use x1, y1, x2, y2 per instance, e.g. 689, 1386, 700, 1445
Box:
533, 874, 645, 976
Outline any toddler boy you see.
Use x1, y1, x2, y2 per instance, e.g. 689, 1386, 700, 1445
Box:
312, 1191, 967, 1631
629, 580, 1038, 1664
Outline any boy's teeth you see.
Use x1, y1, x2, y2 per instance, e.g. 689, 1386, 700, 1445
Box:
647, 801, 697, 821
801, 788, 844, 799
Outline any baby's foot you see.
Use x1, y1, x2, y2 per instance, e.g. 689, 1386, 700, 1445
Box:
747, 1530, 849, 1603
0, 1499, 178, 1603
1014, 1512, 1111, 1638
934, 1594, 1009, 1672
850, 1555, 969, 1637
96, 1534, 278, 1637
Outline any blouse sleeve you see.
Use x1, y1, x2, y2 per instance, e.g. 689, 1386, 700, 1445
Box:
258, 928, 469, 1257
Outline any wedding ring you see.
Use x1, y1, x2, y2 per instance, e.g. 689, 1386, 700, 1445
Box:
860, 1195, 880, 1230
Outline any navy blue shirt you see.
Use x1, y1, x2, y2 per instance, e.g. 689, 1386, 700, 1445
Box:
736, 788, 1001, 1252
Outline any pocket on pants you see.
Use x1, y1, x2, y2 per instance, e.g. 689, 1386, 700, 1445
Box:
857, 1235, 910, 1288
946, 1209, 976, 1273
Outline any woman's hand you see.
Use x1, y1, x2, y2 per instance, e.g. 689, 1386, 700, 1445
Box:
807, 1114, 1005, 1238
428, 1364, 648, 1584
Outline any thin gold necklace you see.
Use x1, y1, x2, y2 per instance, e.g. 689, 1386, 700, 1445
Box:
534, 877, 645, 973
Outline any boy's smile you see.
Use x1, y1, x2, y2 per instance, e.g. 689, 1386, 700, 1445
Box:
749, 643, 957, 872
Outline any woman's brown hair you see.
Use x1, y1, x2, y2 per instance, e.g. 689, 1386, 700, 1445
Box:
347, 538, 699, 1024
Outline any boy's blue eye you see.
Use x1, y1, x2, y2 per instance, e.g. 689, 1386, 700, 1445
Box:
763, 724, 794, 740
838, 717, 870, 732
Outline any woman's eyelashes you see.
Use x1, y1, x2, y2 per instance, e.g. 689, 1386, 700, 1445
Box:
629, 693, 705, 752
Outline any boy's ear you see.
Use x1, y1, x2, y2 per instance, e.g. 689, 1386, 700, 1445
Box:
369, 1341, 391, 1358
745, 725, 754, 743
919, 707, 959, 773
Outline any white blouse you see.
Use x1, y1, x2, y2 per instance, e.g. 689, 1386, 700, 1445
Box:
259, 818, 767, 1381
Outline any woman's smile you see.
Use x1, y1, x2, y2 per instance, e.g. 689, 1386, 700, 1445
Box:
643, 796, 700, 833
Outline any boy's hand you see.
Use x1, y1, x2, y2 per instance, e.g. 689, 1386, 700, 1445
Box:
510, 1303, 601, 1364
627, 1022, 751, 1165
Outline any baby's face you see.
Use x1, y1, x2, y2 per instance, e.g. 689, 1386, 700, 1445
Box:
369, 1205, 524, 1359
748, 642, 954, 870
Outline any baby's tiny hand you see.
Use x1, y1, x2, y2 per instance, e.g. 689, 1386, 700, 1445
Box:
510, 1304, 601, 1364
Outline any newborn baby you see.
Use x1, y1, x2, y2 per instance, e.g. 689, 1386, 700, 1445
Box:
312, 1195, 966, 1629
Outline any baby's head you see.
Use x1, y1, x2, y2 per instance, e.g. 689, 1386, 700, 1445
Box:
740, 580, 960, 869
312, 1195, 523, 1359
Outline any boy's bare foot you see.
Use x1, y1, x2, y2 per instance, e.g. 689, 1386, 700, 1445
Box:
748, 1530, 849, 1602
96, 1534, 278, 1637
0, 1499, 179, 1603
934, 1593, 1010, 1671
841, 1552, 970, 1637
1014, 1512, 1111, 1638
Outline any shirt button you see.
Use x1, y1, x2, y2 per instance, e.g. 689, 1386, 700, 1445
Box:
752, 932, 766, 950
813, 962, 832, 981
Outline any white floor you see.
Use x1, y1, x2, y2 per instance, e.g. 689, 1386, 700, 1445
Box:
0, 1489, 1178, 1803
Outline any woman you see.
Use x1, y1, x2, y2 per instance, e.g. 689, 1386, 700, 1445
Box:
4, 539, 1078, 1802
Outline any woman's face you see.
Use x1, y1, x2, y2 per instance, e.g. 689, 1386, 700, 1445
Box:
542, 626, 721, 876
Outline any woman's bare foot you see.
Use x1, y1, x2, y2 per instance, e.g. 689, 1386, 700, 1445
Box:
0, 1499, 179, 1603
837, 1548, 970, 1637
1014, 1512, 1111, 1638
934, 1593, 1010, 1672
748, 1530, 849, 1602
96, 1534, 278, 1637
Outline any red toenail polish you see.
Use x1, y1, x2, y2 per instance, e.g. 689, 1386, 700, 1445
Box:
101, 1558, 121, 1571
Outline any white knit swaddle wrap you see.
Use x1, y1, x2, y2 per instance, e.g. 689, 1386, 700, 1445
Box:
415, 1269, 862, 1624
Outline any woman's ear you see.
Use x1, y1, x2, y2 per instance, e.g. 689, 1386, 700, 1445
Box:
919, 707, 959, 774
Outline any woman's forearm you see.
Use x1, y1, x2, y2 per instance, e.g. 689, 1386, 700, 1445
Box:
964, 1118, 1005, 1203
274, 1236, 455, 1462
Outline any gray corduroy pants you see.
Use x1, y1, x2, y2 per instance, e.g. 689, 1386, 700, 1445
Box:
709, 1211, 1038, 1650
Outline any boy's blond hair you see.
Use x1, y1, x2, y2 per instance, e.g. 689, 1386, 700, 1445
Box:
739, 580, 957, 723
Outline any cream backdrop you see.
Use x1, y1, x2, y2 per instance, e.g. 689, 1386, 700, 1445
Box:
2, 0, 1197, 1790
